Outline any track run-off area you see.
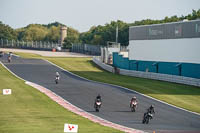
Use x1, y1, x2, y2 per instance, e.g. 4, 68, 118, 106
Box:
0, 52, 200, 133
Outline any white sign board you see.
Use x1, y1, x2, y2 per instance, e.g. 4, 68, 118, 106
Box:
64, 123, 78, 133
3, 89, 12, 95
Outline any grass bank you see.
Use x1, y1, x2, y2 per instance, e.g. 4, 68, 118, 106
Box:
15, 52, 200, 113
0, 63, 122, 133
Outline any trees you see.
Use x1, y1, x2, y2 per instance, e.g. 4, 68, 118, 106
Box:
185, 9, 200, 20
0, 21, 17, 40
16, 22, 66, 42
1, 9, 200, 46
17, 24, 48, 41
45, 26, 60, 42
63, 27, 79, 49
78, 9, 200, 46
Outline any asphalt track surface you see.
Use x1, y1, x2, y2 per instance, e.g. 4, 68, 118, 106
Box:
1, 55, 200, 133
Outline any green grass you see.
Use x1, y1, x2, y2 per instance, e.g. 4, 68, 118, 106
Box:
14, 52, 200, 113
14, 52, 43, 58
0, 64, 122, 133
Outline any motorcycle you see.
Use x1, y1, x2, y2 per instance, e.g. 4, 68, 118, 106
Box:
55, 76, 60, 84
8, 56, 11, 63
130, 101, 137, 112
142, 112, 153, 124
94, 99, 102, 112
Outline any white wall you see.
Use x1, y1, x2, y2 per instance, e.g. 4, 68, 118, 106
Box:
128, 38, 200, 64
101, 47, 120, 64
107, 47, 120, 55
119, 52, 129, 57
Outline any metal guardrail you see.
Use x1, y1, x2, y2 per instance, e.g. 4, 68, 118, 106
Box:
93, 56, 200, 87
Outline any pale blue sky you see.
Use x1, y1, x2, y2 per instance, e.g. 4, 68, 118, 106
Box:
0, 0, 199, 32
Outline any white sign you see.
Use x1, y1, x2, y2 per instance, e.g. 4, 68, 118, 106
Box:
3, 89, 12, 95
64, 123, 78, 133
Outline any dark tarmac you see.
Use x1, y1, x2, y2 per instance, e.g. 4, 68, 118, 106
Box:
1, 55, 200, 133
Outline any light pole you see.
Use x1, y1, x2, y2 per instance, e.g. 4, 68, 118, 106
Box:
115, 25, 118, 46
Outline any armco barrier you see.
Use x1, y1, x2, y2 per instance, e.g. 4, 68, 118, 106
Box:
93, 56, 200, 87
93, 56, 114, 73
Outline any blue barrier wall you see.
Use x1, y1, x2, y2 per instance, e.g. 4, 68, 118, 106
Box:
182, 63, 200, 79
158, 62, 180, 75
138, 61, 156, 72
113, 52, 200, 79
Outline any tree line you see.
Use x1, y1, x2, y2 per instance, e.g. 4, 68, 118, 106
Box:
0, 9, 200, 47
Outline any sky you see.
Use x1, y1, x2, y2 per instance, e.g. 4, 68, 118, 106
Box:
0, 0, 200, 32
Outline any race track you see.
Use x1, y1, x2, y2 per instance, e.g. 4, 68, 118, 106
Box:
1, 55, 200, 133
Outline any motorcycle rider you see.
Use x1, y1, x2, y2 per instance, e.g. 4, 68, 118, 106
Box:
144, 105, 155, 120
96, 94, 102, 102
147, 105, 155, 114
55, 71, 60, 83
56, 72, 60, 79
130, 96, 138, 107
8, 52, 12, 62
94, 94, 102, 107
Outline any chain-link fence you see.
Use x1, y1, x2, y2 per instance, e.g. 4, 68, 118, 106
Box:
0, 39, 59, 51
71, 44, 101, 56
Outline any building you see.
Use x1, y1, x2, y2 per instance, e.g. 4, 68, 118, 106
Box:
60, 26, 67, 45
113, 19, 200, 79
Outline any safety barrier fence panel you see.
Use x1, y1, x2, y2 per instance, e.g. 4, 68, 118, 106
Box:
93, 56, 200, 87
0, 39, 59, 51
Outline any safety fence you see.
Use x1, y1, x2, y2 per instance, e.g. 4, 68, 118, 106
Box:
0, 39, 59, 51
93, 56, 114, 73
72, 44, 101, 56
93, 56, 200, 87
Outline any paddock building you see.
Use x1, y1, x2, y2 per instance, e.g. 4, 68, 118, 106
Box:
113, 19, 200, 79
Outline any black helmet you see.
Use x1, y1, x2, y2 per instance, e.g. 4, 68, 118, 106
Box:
150, 105, 154, 108
97, 94, 101, 98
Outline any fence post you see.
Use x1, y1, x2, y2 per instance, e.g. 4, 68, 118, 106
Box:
6, 39, 8, 47
40, 41, 42, 48
12, 40, 13, 47
26, 41, 28, 48
16, 40, 18, 48
22, 40, 24, 48
35, 41, 37, 48
1, 39, 3, 47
